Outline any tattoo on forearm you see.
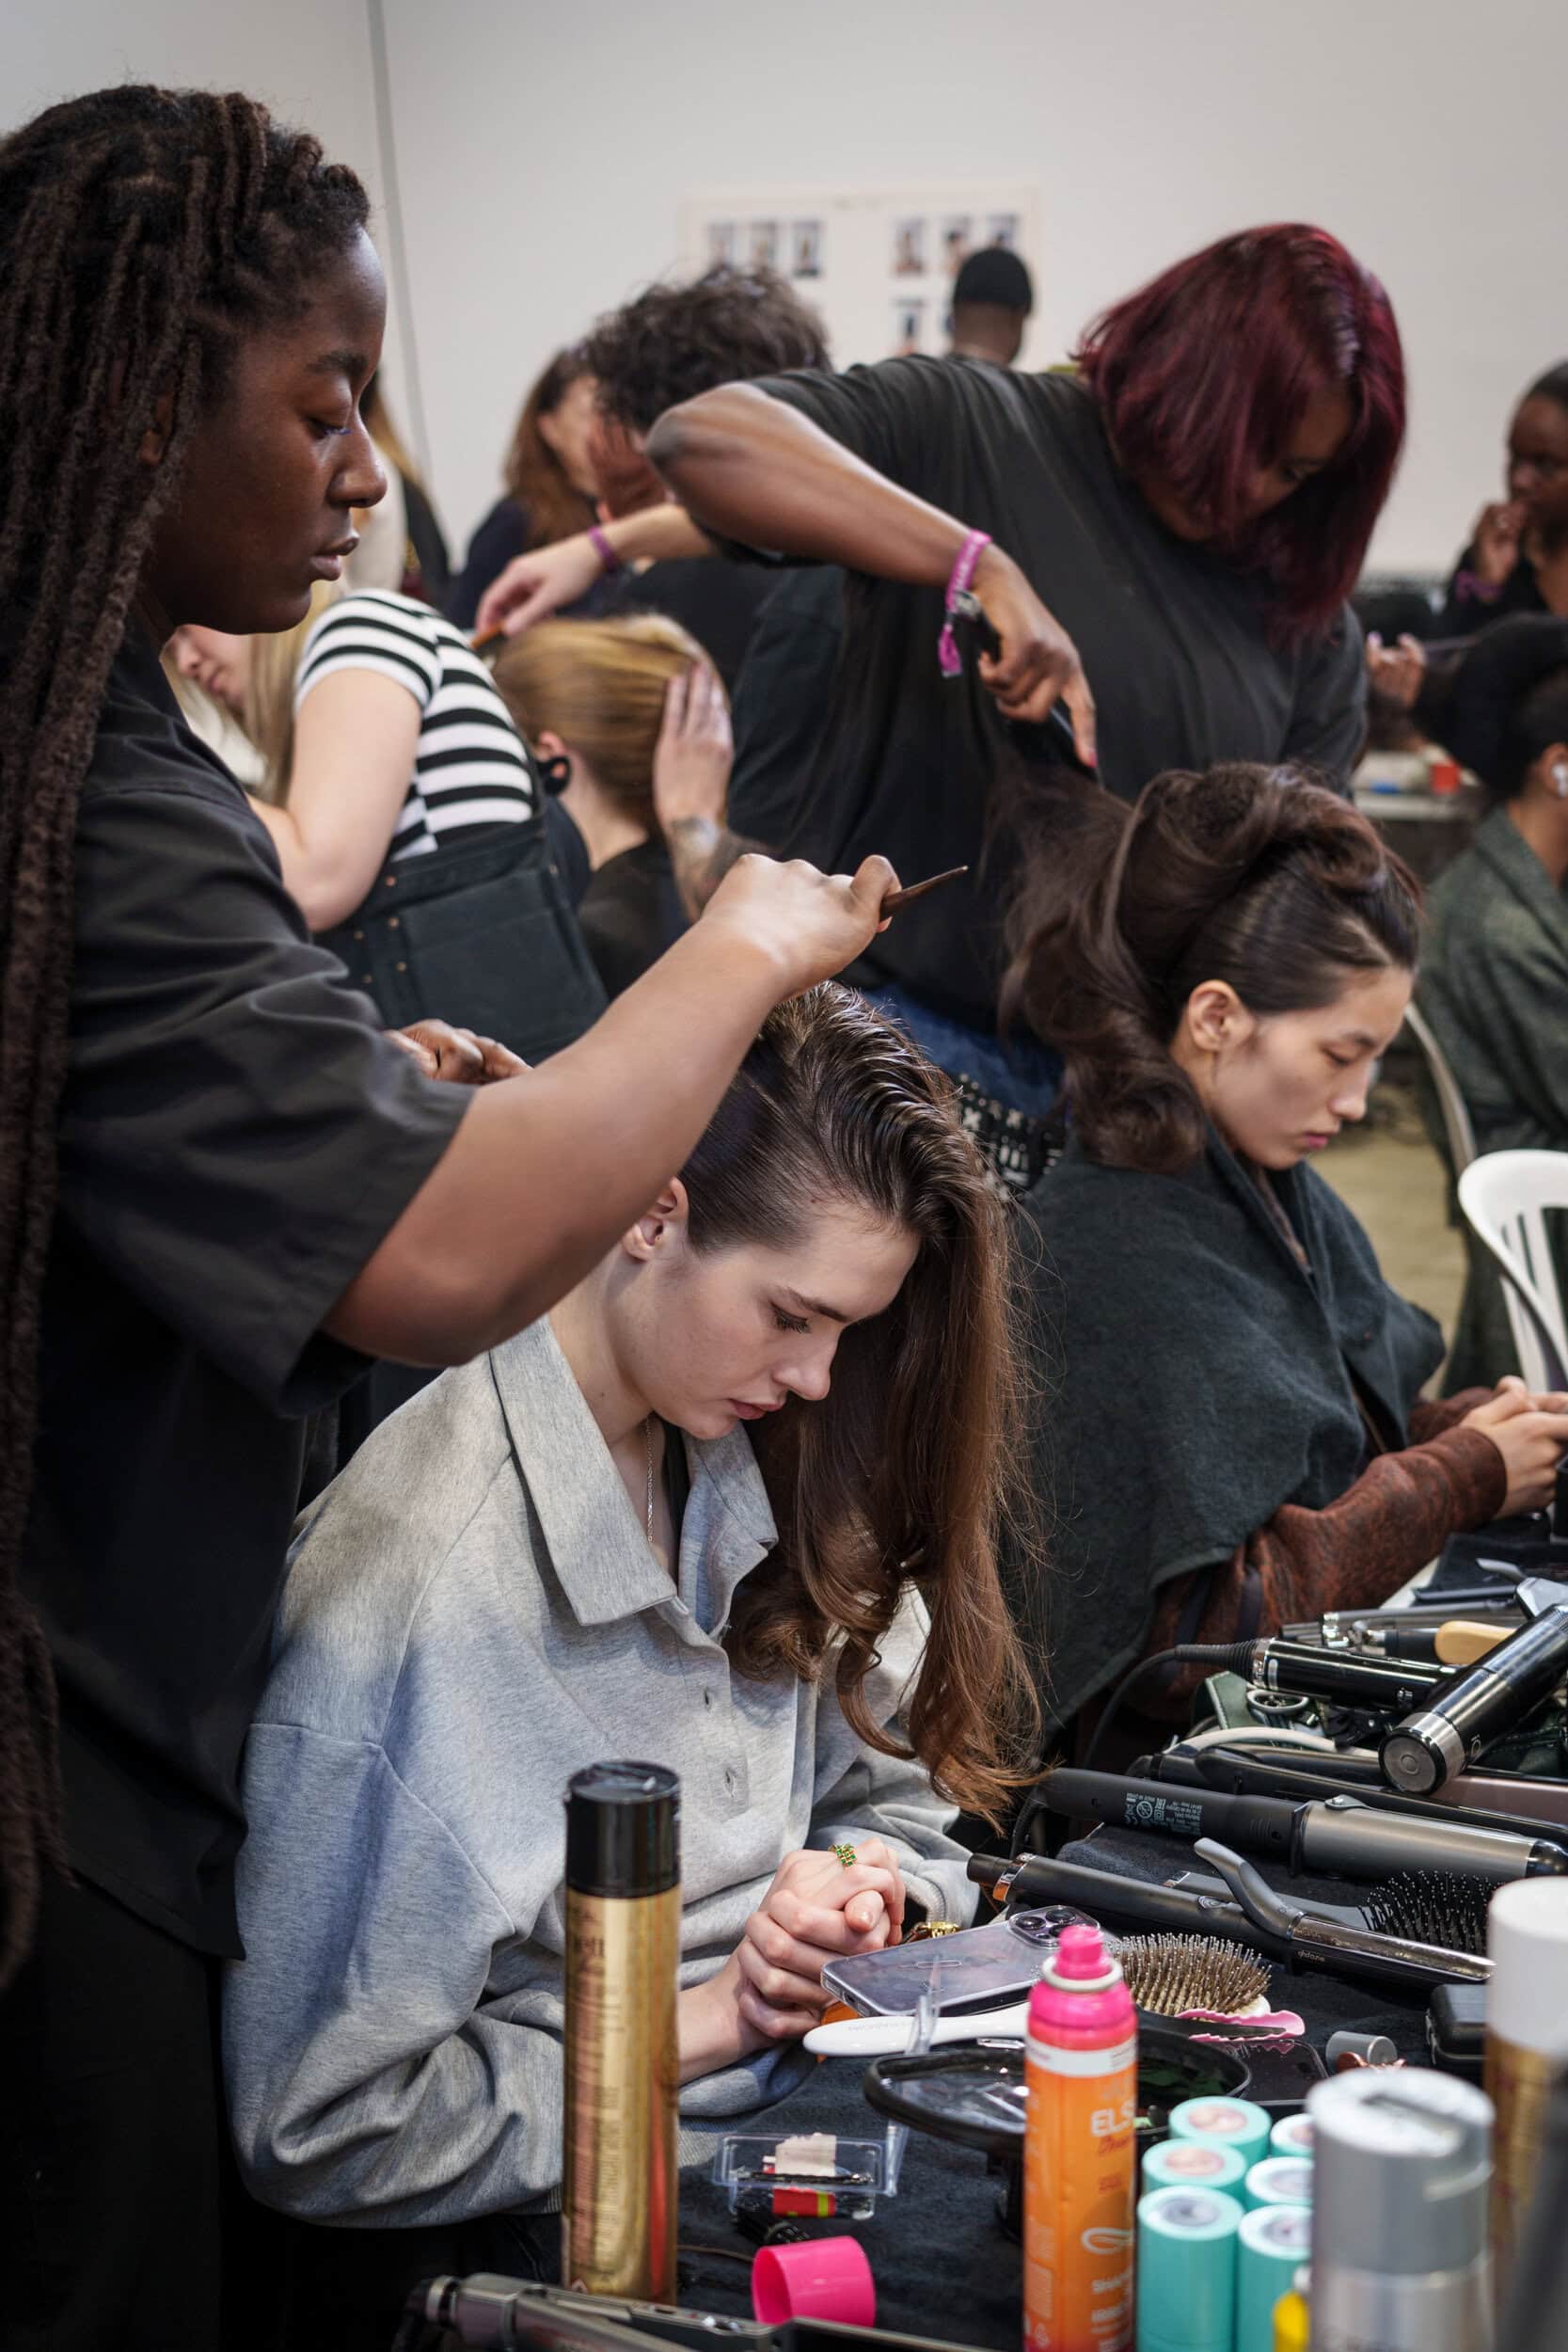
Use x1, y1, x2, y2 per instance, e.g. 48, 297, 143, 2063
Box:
666, 817, 768, 919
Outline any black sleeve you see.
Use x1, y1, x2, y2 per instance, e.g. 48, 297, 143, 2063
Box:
444, 498, 530, 630
1283, 606, 1367, 791
727, 567, 846, 850
58, 774, 470, 1411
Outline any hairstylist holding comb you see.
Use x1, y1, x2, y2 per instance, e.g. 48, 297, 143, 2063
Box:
0, 87, 894, 2352
486, 229, 1404, 1183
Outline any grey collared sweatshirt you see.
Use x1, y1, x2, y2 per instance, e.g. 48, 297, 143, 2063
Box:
223, 1315, 975, 2227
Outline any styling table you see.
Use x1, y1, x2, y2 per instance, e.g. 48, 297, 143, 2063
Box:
668, 1832, 1432, 2350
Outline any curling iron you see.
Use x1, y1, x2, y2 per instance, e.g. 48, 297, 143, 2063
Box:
1381, 1601, 1568, 1795
407, 2274, 970, 2352
970, 1841, 1491, 1995
1037, 1766, 1568, 1884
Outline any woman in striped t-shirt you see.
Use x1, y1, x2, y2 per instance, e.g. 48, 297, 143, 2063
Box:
176, 587, 541, 928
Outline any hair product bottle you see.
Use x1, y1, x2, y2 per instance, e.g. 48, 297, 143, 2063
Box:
562, 1762, 680, 2298
1306, 2067, 1494, 2352
1486, 1878, 1568, 2304
1023, 1922, 1137, 2351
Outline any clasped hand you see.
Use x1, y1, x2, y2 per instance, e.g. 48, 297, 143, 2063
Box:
677, 1838, 908, 2083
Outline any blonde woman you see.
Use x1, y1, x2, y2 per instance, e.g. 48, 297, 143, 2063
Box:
496, 613, 742, 994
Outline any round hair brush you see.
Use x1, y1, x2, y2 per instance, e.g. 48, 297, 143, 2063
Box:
1116, 1933, 1273, 2017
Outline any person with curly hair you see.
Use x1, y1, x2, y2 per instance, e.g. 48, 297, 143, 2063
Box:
478, 264, 829, 687
0, 87, 894, 2347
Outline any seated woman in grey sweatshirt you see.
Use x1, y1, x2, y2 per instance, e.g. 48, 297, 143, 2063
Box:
224, 981, 1032, 2229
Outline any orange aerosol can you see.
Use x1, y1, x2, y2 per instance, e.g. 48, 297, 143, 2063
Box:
1023, 1923, 1137, 2351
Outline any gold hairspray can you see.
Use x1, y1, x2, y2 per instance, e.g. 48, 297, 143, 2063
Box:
562, 1762, 680, 2298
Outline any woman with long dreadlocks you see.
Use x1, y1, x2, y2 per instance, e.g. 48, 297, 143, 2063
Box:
0, 87, 895, 2349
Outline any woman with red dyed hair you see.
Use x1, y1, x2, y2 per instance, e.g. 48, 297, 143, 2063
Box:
489, 228, 1404, 1181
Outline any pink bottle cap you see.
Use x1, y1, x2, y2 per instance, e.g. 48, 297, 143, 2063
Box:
1052, 1924, 1109, 1979
752, 2234, 877, 2328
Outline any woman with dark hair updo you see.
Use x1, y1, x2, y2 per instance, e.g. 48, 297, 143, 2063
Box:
1003, 766, 1568, 1755
223, 983, 1032, 2342
1415, 617, 1568, 1387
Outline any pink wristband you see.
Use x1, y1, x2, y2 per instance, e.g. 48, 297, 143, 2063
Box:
938, 530, 992, 675
587, 523, 621, 576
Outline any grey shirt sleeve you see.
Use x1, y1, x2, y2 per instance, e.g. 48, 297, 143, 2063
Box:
224, 1724, 562, 2226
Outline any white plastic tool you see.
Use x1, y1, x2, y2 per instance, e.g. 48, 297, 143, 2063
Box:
804, 1998, 1031, 2058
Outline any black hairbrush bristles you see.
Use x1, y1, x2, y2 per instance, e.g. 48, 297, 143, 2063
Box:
1117, 1933, 1272, 2017
1359, 1870, 1491, 1957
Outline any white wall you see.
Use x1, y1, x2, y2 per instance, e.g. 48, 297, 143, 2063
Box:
3, 2, 417, 438
380, 0, 1567, 577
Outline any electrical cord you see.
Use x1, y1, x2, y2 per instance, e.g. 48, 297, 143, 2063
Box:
1079, 1643, 1262, 1774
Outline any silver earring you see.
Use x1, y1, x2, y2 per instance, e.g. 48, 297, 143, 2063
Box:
1554, 763, 1568, 798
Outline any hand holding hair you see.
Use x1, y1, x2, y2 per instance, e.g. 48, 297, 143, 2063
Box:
969, 543, 1098, 765
388, 1021, 530, 1084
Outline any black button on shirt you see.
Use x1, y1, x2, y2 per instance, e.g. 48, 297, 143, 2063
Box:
22, 625, 469, 1956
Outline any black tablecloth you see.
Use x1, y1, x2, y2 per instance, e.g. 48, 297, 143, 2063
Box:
666, 1820, 1434, 2350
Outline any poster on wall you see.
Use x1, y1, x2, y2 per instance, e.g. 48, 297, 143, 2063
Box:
681, 183, 1044, 370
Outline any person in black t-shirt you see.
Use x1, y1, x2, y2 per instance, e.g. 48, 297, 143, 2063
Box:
0, 87, 897, 2352
484, 230, 1406, 1183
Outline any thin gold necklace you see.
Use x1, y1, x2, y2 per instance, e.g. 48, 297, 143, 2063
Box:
643, 1413, 655, 1543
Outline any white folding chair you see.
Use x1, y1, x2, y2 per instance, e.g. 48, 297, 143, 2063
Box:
1457, 1151, 1568, 1392
1404, 1002, 1477, 1180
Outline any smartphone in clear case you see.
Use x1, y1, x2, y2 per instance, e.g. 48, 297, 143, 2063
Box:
820, 1905, 1093, 2016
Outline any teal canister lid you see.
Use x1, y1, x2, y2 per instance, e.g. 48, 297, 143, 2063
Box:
1142, 2137, 1247, 2205
1168, 2094, 1272, 2172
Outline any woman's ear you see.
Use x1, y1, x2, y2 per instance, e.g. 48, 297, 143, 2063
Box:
1529, 739, 1568, 800
620, 1177, 692, 1263
534, 728, 569, 763
1181, 979, 1251, 1058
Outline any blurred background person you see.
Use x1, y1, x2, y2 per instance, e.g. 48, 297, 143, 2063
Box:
1416, 616, 1568, 1386
1434, 360, 1568, 637
478, 265, 832, 690
348, 374, 451, 607
948, 244, 1035, 366
446, 347, 602, 630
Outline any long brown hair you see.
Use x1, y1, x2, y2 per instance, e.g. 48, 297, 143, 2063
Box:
502, 346, 598, 548
494, 614, 715, 832
1004, 764, 1420, 1176
682, 985, 1037, 1823
0, 86, 369, 1984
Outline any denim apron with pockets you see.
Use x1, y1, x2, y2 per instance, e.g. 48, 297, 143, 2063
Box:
317, 817, 607, 1064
